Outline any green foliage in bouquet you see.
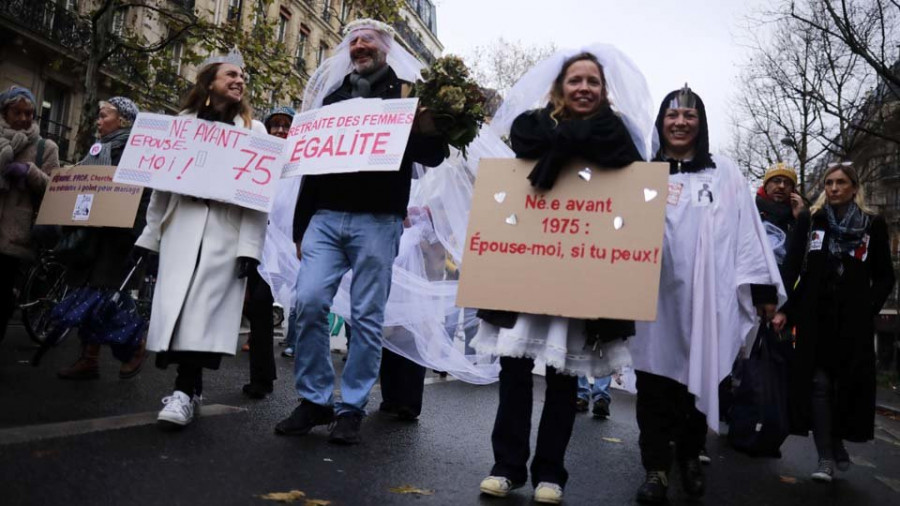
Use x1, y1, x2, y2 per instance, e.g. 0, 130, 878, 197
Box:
412, 56, 487, 158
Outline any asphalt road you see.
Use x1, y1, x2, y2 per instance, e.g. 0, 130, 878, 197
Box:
2, 322, 900, 506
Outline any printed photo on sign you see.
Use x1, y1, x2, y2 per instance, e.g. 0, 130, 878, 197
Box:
809, 230, 825, 251
690, 174, 715, 207
72, 193, 94, 221
667, 182, 683, 206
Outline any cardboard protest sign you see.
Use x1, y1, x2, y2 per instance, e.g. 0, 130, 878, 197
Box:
36, 165, 143, 228
114, 113, 286, 212
457, 159, 669, 321
280, 97, 418, 177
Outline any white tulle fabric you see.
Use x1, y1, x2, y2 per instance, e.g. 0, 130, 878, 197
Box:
301, 27, 424, 112
490, 43, 657, 161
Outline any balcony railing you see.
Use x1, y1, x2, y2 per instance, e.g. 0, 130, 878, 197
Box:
0, 0, 91, 52
392, 18, 435, 65
38, 116, 71, 162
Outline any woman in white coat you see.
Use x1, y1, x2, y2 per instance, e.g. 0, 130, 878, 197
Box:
133, 54, 268, 429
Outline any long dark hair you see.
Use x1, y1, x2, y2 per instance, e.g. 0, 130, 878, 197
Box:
181, 63, 252, 127
548, 52, 609, 122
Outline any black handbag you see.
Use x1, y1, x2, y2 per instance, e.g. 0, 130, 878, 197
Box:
727, 323, 792, 458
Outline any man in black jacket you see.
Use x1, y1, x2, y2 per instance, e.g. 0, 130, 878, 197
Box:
275, 19, 446, 445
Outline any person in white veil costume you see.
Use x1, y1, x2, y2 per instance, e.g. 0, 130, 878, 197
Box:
470, 46, 655, 504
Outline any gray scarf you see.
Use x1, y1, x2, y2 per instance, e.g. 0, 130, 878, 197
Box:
80, 128, 131, 166
349, 64, 391, 98
824, 201, 870, 276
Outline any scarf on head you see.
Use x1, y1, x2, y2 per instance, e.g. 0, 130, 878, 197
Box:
510, 105, 643, 190
79, 128, 131, 166
349, 64, 391, 98
0, 117, 40, 190
825, 202, 870, 260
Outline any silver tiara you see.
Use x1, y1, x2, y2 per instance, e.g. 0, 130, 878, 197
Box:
200, 48, 244, 69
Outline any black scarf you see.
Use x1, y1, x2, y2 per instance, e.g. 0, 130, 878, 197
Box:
510, 105, 643, 189
755, 195, 795, 234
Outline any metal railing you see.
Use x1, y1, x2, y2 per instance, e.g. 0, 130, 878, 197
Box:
38, 116, 71, 162
0, 0, 91, 51
392, 18, 435, 65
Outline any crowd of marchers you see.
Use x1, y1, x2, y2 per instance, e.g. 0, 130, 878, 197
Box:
0, 16, 893, 506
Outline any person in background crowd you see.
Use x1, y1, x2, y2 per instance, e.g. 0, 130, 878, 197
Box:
473, 48, 650, 505
132, 50, 268, 429
274, 18, 446, 445
0, 86, 58, 342
576, 375, 612, 419
627, 85, 784, 504
238, 105, 297, 399
782, 163, 894, 482
57, 96, 150, 380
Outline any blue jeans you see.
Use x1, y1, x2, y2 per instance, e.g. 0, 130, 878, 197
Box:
292, 211, 402, 415
577, 375, 612, 403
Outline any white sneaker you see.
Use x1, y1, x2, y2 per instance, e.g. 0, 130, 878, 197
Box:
479, 476, 523, 497
534, 482, 563, 504
157, 391, 194, 427
811, 459, 835, 482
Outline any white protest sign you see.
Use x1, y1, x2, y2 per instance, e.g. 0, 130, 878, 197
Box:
280, 97, 418, 177
114, 113, 286, 212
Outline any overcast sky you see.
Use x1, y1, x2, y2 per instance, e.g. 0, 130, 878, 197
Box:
434, 0, 767, 153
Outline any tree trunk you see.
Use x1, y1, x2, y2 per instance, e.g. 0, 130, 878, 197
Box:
75, 2, 116, 160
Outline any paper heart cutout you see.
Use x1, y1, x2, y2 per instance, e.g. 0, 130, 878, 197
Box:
578, 167, 592, 181
505, 213, 518, 226
494, 191, 507, 204
644, 188, 658, 202
613, 216, 624, 230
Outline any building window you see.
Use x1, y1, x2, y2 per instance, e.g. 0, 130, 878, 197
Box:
278, 14, 288, 43
39, 82, 71, 159
170, 41, 184, 75
317, 43, 328, 66
340, 0, 350, 22
227, 0, 242, 21
111, 9, 126, 36
295, 28, 309, 71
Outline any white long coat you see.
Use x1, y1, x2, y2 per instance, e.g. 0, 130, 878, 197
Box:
136, 114, 267, 355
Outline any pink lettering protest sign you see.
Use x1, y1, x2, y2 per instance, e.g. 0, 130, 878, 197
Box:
280, 97, 418, 178
114, 113, 286, 212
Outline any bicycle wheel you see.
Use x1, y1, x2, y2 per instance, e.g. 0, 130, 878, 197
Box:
20, 259, 72, 345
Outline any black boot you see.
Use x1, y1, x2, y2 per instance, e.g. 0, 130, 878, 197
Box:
679, 458, 705, 497
636, 471, 668, 504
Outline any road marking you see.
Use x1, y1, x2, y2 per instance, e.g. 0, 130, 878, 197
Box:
0, 404, 245, 446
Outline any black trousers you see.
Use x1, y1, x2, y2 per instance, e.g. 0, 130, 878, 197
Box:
246, 269, 276, 385
635, 370, 708, 471
0, 254, 19, 343
491, 356, 578, 487
380, 347, 426, 415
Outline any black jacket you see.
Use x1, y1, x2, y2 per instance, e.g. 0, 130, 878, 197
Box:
292, 67, 447, 242
784, 210, 895, 441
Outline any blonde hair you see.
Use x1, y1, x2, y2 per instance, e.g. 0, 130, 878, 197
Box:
810, 163, 875, 214
548, 52, 609, 123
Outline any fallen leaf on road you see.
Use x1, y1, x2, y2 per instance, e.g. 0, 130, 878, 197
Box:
779, 476, 797, 484
389, 485, 435, 495
304, 500, 331, 506
260, 490, 306, 503
875, 476, 900, 494
323, 458, 333, 462
602, 437, 623, 443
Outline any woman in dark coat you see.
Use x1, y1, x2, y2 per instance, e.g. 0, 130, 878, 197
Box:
783, 163, 895, 482
57, 96, 150, 380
